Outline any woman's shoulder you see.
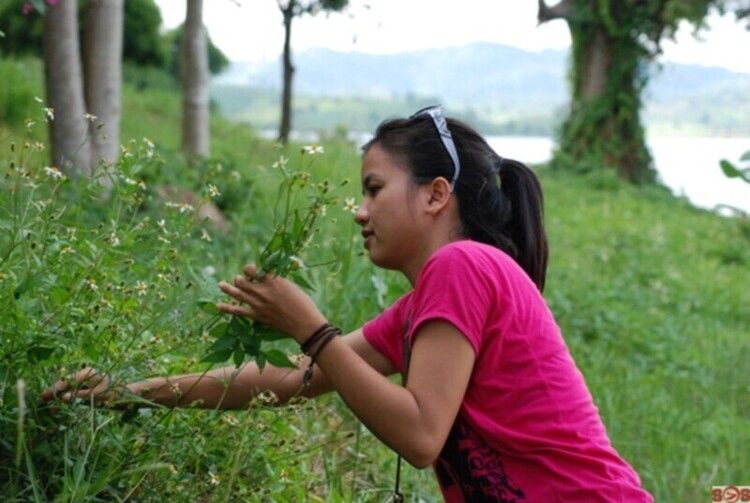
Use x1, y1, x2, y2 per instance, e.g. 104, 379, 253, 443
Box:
430, 239, 513, 266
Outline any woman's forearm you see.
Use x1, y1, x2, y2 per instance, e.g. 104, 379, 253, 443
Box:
126, 358, 333, 410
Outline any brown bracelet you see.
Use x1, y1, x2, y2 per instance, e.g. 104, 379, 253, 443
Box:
302, 326, 341, 387
300, 322, 333, 355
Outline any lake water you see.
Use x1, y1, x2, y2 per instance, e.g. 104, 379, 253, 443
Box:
486, 136, 750, 215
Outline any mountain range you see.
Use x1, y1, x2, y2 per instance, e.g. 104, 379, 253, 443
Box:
210, 42, 750, 136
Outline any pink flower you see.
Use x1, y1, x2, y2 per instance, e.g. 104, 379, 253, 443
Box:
47, 0, 59, 5
22, 2, 33, 14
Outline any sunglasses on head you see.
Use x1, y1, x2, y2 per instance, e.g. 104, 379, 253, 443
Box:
410, 105, 461, 191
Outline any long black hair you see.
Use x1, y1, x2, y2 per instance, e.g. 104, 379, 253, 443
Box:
362, 113, 549, 291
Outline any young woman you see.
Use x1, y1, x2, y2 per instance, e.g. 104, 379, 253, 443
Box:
45, 106, 654, 502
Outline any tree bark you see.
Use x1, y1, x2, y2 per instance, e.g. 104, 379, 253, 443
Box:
181, 0, 210, 158
541, 0, 654, 183
43, 0, 91, 176
84, 0, 124, 170
278, 1, 295, 144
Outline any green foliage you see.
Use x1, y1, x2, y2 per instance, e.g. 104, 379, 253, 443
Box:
165, 25, 231, 82
720, 150, 750, 184
123, 0, 169, 69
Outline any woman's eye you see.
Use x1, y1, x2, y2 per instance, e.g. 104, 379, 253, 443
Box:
366, 186, 381, 196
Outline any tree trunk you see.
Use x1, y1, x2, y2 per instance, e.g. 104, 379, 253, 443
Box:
84, 0, 124, 170
278, 2, 295, 144
43, 0, 91, 176
181, 0, 210, 158
542, 0, 655, 183
560, 20, 653, 183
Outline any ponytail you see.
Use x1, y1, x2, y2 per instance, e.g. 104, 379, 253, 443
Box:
497, 159, 548, 292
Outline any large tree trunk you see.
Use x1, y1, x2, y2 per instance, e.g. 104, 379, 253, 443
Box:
278, 2, 295, 144
540, 0, 655, 183
181, 0, 210, 158
43, 0, 91, 176
84, 0, 124, 171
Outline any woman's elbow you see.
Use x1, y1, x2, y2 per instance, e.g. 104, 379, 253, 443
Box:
402, 438, 443, 469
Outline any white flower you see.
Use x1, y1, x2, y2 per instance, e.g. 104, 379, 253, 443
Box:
43, 166, 65, 180
60, 246, 74, 255
207, 184, 221, 198
289, 256, 306, 269
157, 219, 166, 229
302, 144, 325, 155
208, 471, 221, 486
202, 265, 216, 277
271, 155, 289, 169
135, 281, 148, 296
86, 278, 98, 291
221, 414, 239, 426
110, 233, 120, 247
143, 137, 155, 150
200, 229, 212, 242
84, 113, 98, 122
343, 197, 359, 214
43, 107, 54, 121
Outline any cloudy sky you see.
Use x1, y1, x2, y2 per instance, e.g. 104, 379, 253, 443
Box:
154, 0, 750, 74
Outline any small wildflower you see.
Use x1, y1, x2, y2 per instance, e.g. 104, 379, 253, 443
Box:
43, 107, 54, 121
200, 332, 211, 344
289, 255, 306, 269
343, 197, 359, 214
230, 170, 241, 181
302, 144, 325, 155
255, 390, 279, 406
157, 219, 166, 230
143, 137, 155, 150
202, 265, 216, 277
43, 166, 65, 180
169, 465, 178, 475
221, 414, 239, 426
200, 229, 212, 242
84, 113, 98, 122
33, 142, 44, 151
60, 246, 73, 255
207, 184, 221, 198
34, 96, 43, 104
120, 145, 133, 158
271, 155, 289, 169
135, 281, 148, 296
289, 353, 306, 367
158, 236, 171, 244
25, 119, 36, 130
208, 471, 220, 486
110, 233, 120, 247
86, 278, 98, 291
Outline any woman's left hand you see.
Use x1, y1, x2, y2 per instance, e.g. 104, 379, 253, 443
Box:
217, 264, 327, 343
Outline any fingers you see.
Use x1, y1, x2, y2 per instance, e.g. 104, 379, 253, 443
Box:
218, 279, 257, 306
216, 302, 255, 318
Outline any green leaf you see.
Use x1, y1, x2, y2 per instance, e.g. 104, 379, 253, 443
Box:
256, 351, 266, 371
27, 346, 55, 362
197, 300, 220, 315
232, 348, 244, 367
293, 210, 304, 240
255, 325, 290, 342
290, 271, 315, 292
201, 349, 233, 363
209, 321, 230, 338
740, 150, 750, 162
262, 349, 296, 369
49, 287, 71, 305
720, 160, 742, 178
208, 334, 235, 353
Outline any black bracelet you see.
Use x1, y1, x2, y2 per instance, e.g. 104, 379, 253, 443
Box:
302, 326, 341, 388
300, 322, 333, 355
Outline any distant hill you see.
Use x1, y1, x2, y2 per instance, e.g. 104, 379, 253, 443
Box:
210, 42, 750, 136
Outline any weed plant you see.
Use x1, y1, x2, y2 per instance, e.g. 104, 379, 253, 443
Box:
1, 56, 749, 501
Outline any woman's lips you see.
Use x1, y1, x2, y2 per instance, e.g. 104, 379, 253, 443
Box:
362, 230, 374, 248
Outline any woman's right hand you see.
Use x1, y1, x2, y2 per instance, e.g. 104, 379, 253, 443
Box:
40, 367, 127, 408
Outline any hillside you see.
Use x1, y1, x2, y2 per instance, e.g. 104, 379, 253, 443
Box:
211, 42, 750, 136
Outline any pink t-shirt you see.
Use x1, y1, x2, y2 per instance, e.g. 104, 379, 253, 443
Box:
363, 240, 653, 502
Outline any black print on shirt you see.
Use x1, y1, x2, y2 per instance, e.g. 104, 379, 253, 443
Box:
435, 415, 526, 502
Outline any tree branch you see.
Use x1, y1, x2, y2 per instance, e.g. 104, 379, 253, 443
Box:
538, 0, 573, 24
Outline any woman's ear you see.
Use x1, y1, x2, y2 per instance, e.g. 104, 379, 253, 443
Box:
422, 176, 453, 215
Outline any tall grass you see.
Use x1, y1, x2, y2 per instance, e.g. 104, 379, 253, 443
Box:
1, 56, 749, 501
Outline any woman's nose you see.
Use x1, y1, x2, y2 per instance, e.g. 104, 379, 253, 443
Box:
354, 202, 368, 226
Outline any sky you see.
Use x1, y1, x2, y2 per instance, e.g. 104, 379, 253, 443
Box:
154, 0, 750, 74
